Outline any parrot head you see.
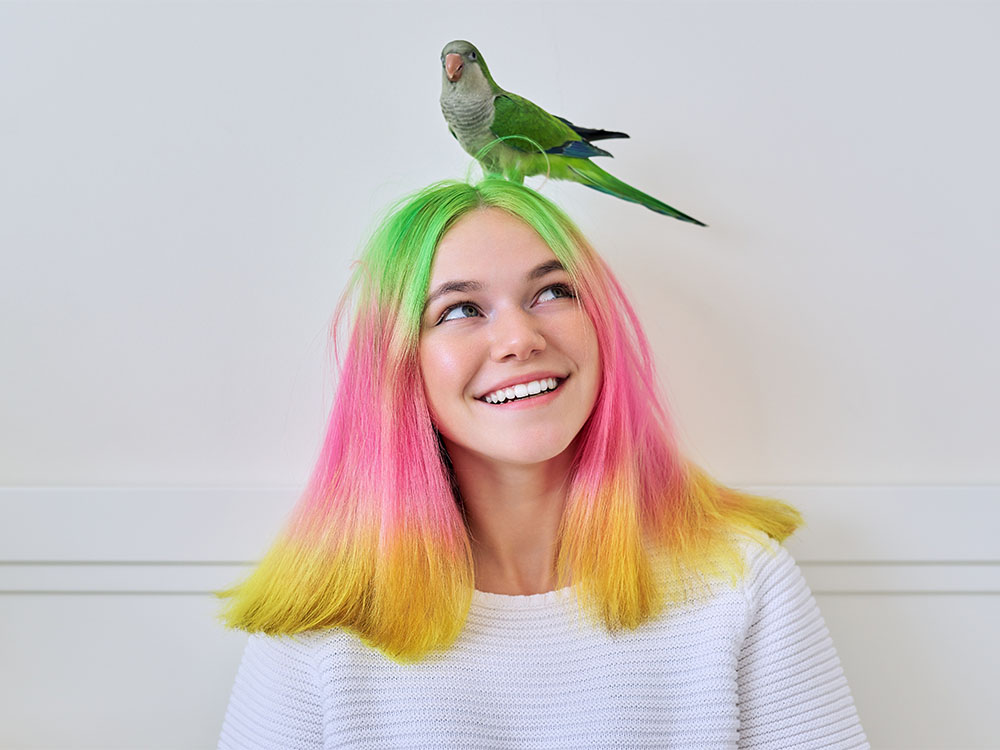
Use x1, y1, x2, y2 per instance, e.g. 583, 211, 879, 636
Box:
440, 40, 498, 93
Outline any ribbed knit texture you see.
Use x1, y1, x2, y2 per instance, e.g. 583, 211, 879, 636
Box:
219, 536, 868, 749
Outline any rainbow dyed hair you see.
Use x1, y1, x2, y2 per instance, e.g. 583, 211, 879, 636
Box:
217, 178, 802, 663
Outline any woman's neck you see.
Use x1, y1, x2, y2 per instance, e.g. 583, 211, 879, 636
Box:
446, 442, 574, 596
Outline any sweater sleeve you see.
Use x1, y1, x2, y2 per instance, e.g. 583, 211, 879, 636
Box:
736, 540, 869, 749
218, 632, 325, 750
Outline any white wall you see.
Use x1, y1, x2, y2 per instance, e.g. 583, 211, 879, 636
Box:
1, 2, 997, 748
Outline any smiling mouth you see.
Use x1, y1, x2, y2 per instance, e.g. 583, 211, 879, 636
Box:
478, 376, 567, 405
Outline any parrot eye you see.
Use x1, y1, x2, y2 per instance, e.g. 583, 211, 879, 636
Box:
468, 51, 477, 61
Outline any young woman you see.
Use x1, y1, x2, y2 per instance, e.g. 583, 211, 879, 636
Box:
217, 178, 868, 749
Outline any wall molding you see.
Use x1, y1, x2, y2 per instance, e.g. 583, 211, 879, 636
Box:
2, 486, 997, 594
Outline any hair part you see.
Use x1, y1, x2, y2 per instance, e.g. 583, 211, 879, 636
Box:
216, 178, 802, 662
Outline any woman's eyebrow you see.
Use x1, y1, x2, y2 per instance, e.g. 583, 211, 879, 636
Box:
423, 260, 565, 312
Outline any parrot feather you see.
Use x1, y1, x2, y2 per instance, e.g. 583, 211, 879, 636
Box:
545, 140, 614, 159
555, 116, 629, 143
568, 162, 706, 225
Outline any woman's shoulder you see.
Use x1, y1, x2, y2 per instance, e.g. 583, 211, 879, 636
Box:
221, 633, 340, 748
727, 526, 789, 558
718, 527, 827, 639
724, 527, 806, 601
239, 627, 355, 669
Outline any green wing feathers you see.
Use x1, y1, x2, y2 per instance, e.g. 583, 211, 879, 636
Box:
479, 88, 705, 225
491, 94, 581, 153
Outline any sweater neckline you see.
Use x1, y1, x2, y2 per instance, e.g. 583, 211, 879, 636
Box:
471, 585, 575, 609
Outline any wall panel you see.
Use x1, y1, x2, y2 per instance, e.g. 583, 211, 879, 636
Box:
2, 487, 996, 748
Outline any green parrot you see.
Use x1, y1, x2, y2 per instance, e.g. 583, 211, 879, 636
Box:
439, 40, 706, 226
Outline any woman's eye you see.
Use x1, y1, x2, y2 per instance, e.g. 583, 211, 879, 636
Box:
435, 285, 575, 325
439, 302, 480, 324
536, 283, 576, 303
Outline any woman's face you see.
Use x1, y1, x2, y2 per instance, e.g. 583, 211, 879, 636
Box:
418, 207, 601, 469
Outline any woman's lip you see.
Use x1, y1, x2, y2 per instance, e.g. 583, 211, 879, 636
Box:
476, 376, 568, 409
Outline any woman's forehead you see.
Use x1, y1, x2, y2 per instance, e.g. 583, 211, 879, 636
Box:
431, 208, 556, 277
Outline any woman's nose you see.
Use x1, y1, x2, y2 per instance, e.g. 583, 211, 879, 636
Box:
489, 308, 546, 362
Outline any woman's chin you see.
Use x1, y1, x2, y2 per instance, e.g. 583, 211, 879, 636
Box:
475, 438, 578, 470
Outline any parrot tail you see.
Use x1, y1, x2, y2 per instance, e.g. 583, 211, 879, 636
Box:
567, 161, 707, 226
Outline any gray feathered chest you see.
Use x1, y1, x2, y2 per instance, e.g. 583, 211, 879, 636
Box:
440, 89, 497, 157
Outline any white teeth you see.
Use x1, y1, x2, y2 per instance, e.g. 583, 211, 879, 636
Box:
483, 377, 561, 404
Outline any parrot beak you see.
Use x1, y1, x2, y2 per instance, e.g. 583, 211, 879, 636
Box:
445, 53, 464, 82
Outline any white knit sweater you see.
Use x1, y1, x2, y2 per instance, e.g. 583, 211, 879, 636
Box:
219, 535, 868, 749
